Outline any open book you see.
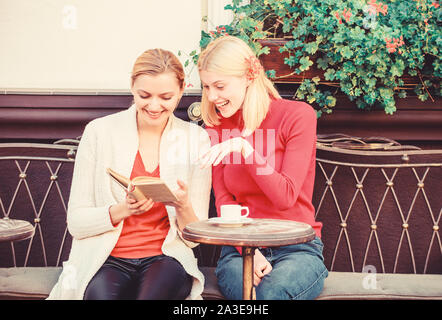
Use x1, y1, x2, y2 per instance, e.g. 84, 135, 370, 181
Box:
106, 168, 178, 203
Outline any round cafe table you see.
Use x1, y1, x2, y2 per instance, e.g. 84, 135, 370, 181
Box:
182, 218, 316, 300
0, 217, 35, 243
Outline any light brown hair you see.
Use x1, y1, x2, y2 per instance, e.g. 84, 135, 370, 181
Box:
131, 48, 185, 88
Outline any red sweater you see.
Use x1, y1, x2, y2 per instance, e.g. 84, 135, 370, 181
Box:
207, 98, 322, 240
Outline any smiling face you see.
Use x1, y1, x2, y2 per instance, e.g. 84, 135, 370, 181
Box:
199, 69, 249, 118
131, 71, 183, 130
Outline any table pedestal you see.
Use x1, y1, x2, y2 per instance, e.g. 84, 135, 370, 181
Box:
242, 247, 256, 300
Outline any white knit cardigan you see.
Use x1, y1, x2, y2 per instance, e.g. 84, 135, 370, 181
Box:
47, 105, 212, 300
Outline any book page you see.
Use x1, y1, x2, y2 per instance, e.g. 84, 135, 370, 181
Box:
132, 176, 162, 184
135, 183, 178, 203
107, 168, 130, 188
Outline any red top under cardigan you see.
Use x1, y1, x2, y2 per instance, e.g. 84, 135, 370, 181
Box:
111, 151, 170, 258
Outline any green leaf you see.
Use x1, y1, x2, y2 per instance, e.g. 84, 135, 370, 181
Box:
284, 56, 297, 67
200, 31, 212, 49
283, 18, 292, 33
332, 32, 345, 44
390, 66, 402, 77
390, 60, 405, 77
398, 90, 407, 98
266, 69, 276, 79
365, 78, 377, 88
340, 46, 353, 59
296, 90, 305, 99
299, 56, 313, 71
379, 88, 394, 100
316, 58, 329, 70
304, 42, 318, 55
364, 91, 377, 105
349, 26, 365, 41
418, 93, 429, 101
356, 100, 368, 110
325, 96, 336, 107
343, 61, 356, 74
257, 46, 270, 56
324, 69, 336, 81
367, 54, 380, 65
384, 105, 397, 115
283, 40, 297, 51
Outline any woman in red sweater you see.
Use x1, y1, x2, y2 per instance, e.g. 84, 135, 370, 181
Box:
198, 36, 328, 300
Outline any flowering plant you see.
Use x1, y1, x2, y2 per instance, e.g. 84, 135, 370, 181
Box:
197, 0, 441, 117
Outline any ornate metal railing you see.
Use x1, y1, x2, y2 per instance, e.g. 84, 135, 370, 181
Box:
0, 141, 78, 267
314, 134, 441, 274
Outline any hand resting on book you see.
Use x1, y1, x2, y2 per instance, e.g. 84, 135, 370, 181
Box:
163, 179, 200, 231
163, 179, 191, 211
109, 179, 199, 230
109, 192, 154, 226
125, 191, 155, 215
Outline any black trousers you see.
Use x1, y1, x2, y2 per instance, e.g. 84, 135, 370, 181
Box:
83, 255, 193, 300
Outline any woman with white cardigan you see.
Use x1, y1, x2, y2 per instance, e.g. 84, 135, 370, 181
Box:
47, 49, 212, 300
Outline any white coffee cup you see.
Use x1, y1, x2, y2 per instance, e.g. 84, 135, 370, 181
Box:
220, 204, 249, 221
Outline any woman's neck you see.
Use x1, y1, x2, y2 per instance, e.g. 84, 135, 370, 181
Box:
136, 115, 169, 138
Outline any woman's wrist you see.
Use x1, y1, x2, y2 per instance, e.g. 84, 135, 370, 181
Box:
109, 203, 130, 226
175, 203, 198, 231
175, 201, 192, 219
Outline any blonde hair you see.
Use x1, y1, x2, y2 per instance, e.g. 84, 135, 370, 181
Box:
131, 48, 185, 89
197, 36, 281, 134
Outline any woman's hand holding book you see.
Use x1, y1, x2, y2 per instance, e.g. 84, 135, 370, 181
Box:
164, 179, 199, 231
109, 192, 154, 226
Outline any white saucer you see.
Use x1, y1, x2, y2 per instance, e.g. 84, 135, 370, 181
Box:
208, 217, 253, 228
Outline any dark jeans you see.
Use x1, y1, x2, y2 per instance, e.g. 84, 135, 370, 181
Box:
83, 255, 192, 300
